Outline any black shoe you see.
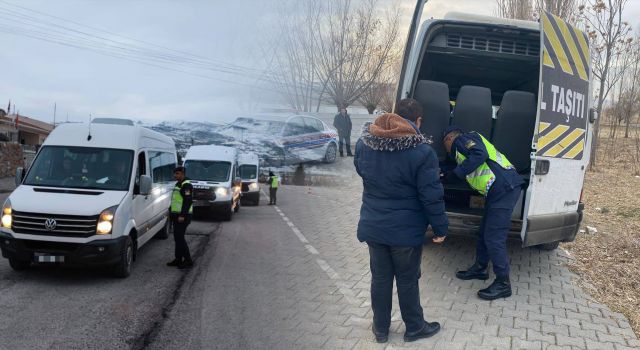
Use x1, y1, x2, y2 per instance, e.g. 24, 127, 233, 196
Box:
340, 154, 345, 157
404, 321, 441, 342
478, 276, 512, 300
347, 154, 353, 157
456, 262, 489, 281
372, 328, 388, 343
166, 259, 181, 267
178, 260, 194, 269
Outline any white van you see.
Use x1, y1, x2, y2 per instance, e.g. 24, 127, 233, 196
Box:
0, 118, 177, 277
398, 7, 594, 249
238, 152, 260, 205
182, 145, 241, 221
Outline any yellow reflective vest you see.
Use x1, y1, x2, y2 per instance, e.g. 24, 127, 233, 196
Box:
171, 180, 194, 214
455, 133, 514, 196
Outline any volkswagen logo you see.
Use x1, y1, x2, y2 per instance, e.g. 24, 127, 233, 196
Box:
44, 218, 57, 231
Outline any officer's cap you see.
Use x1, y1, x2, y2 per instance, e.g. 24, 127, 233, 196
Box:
174, 166, 186, 173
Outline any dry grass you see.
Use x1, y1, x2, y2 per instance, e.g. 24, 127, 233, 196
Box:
564, 127, 640, 337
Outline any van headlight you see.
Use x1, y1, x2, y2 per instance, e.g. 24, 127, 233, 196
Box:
215, 187, 229, 197
96, 206, 117, 235
1, 200, 11, 229
249, 183, 259, 191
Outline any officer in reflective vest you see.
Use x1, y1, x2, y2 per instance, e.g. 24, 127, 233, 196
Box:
268, 171, 279, 205
167, 166, 194, 269
442, 126, 524, 300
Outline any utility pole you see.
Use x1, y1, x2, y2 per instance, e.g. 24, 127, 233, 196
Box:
53, 103, 57, 126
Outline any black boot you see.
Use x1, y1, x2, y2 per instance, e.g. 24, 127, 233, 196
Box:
372, 327, 388, 343
403, 321, 441, 342
178, 259, 194, 269
478, 275, 512, 300
166, 259, 181, 267
456, 262, 489, 281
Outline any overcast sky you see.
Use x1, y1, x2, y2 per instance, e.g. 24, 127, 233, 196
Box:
1, 0, 639, 125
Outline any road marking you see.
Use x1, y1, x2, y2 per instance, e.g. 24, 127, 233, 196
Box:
263, 189, 363, 307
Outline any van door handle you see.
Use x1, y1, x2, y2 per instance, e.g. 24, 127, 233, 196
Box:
535, 160, 550, 175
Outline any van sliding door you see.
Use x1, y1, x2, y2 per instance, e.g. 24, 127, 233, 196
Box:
521, 11, 592, 247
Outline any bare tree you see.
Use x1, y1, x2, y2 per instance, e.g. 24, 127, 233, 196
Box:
265, 1, 322, 112
496, 0, 535, 20
535, 0, 585, 24
621, 36, 640, 139
580, 0, 632, 169
359, 49, 401, 114
313, 0, 400, 109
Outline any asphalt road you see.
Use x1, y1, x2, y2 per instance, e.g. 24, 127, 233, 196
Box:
0, 214, 220, 350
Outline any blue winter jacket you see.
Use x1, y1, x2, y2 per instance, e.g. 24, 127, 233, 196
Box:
354, 115, 448, 247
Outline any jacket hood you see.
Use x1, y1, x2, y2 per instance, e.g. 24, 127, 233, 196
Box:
360, 113, 427, 152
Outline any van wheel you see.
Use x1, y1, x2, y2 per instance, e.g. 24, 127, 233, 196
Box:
255, 193, 260, 206
113, 237, 133, 278
324, 143, 337, 163
9, 259, 30, 271
221, 204, 233, 222
155, 215, 171, 240
536, 241, 560, 251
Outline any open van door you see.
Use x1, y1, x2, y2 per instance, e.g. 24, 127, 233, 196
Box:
522, 11, 592, 247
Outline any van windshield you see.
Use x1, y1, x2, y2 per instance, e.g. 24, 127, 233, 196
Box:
184, 160, 231, 182
239, 165, 257, 180
24, 146, 134, 191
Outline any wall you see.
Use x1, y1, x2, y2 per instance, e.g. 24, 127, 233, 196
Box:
0, 143, 24, 178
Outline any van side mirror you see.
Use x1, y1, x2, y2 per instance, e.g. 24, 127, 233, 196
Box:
589, 108, 597, 124
15, 167, 24, 186
139, 175, 152, 195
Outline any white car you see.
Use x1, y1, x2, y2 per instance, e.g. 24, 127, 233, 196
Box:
1, 118, 177, 277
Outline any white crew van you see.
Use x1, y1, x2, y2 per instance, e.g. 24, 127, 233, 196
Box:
238, 152, 260, 205
0, 118, 177, 277
182, 145, 241, 221
398, 5, 594, 249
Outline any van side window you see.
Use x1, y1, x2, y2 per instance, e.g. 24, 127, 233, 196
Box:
149, 151, 176, 183
134, 152, 147, 194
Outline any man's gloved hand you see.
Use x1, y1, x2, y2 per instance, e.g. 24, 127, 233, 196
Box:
440, 170, 458, 183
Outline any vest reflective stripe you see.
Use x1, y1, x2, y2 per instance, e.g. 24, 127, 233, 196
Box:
455, 133, 514, 196
270, 176, 279, 189
171, 180, 193, 214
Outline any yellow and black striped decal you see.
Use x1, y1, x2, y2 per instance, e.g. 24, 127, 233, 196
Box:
537, 11, 590, 160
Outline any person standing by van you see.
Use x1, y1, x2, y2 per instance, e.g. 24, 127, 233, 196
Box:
442, 126, 524, 300
268, 171, 279, 205
333, 107, 353, 157
355, 98, 448, 343
167, 166, 194, 269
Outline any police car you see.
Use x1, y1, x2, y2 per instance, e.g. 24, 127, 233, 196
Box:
398, 6, 594, 250
220, 115, 339, 166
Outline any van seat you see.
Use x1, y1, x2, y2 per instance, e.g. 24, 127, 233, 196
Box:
494, 90, 537, 173
413, 80, 451, 159
452, 85, 493, 138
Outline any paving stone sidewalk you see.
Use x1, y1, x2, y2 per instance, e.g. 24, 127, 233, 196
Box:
275, 183, 639, 350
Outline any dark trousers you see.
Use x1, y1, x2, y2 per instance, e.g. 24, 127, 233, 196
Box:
338, 134, 352, 156
269, 187, 278, 204
476, 187, 521, 277
367, 241, 425, 333
173, 220, 192, 262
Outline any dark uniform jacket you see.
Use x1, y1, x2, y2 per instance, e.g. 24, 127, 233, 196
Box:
333, 113, 353, 137
449, 132, 524, 207
355, 114, 448, 247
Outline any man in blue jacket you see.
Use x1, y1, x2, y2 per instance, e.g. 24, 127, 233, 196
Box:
442, 126, 524, 300
355, 98, 448, 343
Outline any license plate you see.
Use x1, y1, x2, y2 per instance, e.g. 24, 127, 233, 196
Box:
34, 253, 65, 263
469, 196, 486, 209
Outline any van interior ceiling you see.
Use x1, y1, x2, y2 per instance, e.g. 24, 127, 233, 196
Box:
411, 22, 541, 219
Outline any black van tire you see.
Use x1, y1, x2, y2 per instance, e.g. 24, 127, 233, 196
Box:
113, 237, 133, 278
155, 214, 171, 240
536, 241, 560, 251
221, 204, 233, 222
324, 143, 337, 163
9, 258, 30, 271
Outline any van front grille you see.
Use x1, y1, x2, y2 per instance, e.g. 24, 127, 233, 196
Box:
193, 187, 213, 200
11, 211, 99, 238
